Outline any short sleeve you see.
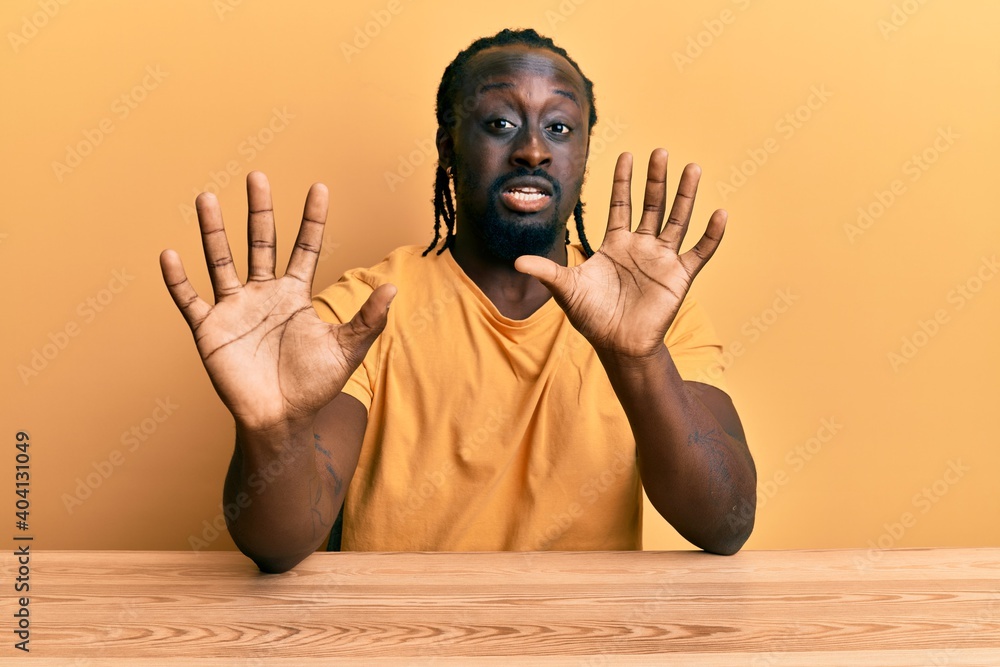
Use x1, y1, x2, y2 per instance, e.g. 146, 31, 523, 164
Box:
664, 293, 729, 394
312, 272, 380, 412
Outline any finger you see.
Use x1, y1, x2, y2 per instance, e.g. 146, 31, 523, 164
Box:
514, 255, 570, 295
660, 163, 702, 252
285, 183, 329, 284
606, 152, 633, 235
680, 209, 727, 279
246, 172, 276, 282
338, 283, 397, 366
159, 249, 211, 331
636, 148, 668, 236
196, 192, 242, 301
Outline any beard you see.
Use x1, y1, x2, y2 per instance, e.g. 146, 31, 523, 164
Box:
455, 164, 567, 263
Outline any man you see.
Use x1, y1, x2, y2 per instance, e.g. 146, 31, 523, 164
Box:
160, 29, 756, 573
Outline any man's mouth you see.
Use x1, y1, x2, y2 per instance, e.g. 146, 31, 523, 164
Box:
500, 185, 552, 214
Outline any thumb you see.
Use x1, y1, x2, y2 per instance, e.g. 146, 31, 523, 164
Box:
514, 255, 569, 295
339, 283, 397, 353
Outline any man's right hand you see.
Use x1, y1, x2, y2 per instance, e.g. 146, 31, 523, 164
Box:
159, 171, 395, 435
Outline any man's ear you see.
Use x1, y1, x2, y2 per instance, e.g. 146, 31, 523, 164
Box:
436, 126, 454, 172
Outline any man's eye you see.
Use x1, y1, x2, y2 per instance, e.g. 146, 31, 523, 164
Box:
489, 119, 515, 130
548, 123, 571, 135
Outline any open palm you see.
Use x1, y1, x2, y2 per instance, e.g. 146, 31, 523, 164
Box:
159, 172, 395, 432
515, 150, 726, 359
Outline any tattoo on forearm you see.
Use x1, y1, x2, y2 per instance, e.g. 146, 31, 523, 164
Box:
313, 433, 343, 496
687, 428, 731, 483
687, 428, 723, 447
308, 475, 331, 540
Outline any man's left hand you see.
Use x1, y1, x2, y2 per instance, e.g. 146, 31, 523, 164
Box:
515, 149, 727, 359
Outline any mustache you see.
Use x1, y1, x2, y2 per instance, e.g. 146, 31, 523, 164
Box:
487, 167, 562, 199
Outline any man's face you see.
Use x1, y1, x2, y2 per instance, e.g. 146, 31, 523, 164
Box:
442, 45, 591, 261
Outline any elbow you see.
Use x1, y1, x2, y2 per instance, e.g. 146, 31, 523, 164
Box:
704, 526, 752, 556
227, 520, 317, 574
706, 494, 756, 555
231, 529, 314, 574
255, 560, 295, 575
250, 552, 309, 574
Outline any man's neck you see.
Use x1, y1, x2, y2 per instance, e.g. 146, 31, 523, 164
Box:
450, 232, 568, 321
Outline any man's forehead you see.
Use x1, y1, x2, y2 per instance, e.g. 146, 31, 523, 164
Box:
460, 46, 586, 104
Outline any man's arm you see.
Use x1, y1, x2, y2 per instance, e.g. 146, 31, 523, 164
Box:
515, 149, 757, 553
160, 172, 393, 573
598, 349, 755, 554
223, 392, 368, 573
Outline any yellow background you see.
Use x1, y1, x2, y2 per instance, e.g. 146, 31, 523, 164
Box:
2, 0, 997, 552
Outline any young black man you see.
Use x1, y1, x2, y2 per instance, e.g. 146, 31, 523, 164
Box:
160, 28, 756, 573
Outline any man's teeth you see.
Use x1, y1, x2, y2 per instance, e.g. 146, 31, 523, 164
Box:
507, 189, 548, 201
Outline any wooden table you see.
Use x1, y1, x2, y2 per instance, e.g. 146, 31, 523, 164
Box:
2, 548, 998, 665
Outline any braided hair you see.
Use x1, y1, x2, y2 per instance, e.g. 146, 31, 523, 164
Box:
423, 28, 597, 258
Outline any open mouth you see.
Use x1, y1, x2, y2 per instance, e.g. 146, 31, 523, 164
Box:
499, 184, 553, 214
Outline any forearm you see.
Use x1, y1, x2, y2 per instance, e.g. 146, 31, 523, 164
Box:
223, 420, 343, 573
598, 345, 757, 554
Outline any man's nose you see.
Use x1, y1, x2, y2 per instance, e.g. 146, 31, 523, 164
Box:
510, 127, 552, 169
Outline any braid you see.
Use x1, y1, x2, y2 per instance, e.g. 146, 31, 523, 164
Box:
424, 28, 599, 257
423, 165, 456, 256
575, 200, 595, 258
563, 199, 594, 258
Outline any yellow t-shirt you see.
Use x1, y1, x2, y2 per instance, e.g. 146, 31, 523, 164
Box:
312, 244, 727, 551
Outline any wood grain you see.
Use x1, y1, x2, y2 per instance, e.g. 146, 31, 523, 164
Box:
2, 548, 998, 664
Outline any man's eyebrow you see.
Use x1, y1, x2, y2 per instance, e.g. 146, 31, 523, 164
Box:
554, 89, 580, 107
477, 82, 514, 95
476, 82, 581, 108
